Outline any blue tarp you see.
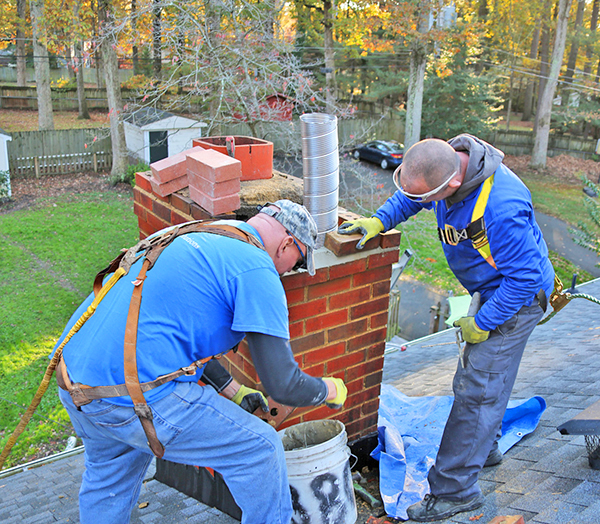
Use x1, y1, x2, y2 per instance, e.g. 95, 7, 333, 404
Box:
371, 384, 546, 520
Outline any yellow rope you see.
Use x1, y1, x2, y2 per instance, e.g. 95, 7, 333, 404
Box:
0, 268, 126, 471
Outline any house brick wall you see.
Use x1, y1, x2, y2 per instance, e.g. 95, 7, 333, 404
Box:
132, 170, 401, 442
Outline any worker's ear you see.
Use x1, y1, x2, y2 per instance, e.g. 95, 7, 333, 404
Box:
276, 234, 293, 258
448, 177, 462, 189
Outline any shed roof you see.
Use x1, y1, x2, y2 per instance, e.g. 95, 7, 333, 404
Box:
0, 128, 11, 137
123, 108, 206, 131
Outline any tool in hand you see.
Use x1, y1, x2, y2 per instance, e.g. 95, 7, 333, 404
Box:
252, 397, 295, 429
455, 291, 481, 368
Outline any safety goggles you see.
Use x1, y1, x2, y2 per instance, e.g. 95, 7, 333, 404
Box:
393, 164, 458, 203
287, 230, 306, 271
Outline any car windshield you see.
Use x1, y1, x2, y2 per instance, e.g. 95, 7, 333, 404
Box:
381, 142, 403, 153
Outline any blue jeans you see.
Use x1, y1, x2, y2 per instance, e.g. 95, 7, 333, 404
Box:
428, 299, 545, 500
59, 381, 292, 524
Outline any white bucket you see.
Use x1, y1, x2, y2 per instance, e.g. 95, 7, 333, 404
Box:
279, 419, 357, 524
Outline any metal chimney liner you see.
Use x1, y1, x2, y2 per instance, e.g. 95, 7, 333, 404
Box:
300, 113, 339, 247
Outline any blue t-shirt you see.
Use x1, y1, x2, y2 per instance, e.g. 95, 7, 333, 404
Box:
52, 221, 289, 406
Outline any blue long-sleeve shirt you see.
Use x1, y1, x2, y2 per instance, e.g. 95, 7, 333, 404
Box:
375, 162, 554, 331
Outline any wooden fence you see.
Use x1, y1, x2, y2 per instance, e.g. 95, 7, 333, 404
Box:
7, 129, 112, 177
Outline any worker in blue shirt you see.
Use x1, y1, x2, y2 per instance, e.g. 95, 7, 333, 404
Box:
54, 200, 347, 524
339, 135, 554, 521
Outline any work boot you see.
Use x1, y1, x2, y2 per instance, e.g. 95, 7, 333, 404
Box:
484, 447, 503, 467
407, 492, 484, 522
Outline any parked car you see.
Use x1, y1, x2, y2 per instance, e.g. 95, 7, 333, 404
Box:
352, 140, 404, 170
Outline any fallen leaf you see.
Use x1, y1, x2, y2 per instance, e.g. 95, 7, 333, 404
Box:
469, 513, 484, 521
138, 502, 149, 509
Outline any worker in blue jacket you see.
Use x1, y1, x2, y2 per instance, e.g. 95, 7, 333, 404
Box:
339, 135, 554, 522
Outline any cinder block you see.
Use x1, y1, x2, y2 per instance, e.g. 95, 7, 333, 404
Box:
150, 173, 189, 197
188, 185, 240, 216
150, 146, 204, 183
186, 149, 242, 183
188, 170, 241, 198
487, 517, 525, 524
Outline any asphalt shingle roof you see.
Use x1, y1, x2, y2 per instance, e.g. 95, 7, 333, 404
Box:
1, 278, 599, 523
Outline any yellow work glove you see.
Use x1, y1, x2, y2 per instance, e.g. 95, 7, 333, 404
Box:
453, 316, 490, 344
338, 217, 384, 249
231, 385, 269, 413
324, 377, 348, 410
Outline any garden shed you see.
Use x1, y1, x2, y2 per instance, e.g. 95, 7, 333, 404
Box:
123, 108, 207, 165
0, 128, 12, 199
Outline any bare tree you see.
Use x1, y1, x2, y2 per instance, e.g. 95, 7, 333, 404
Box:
16, 0, 27, 86
562, 0, 585, 106
98, 0, 129, 176
323, 0, 336, 115
152, 0, 162, 81
29, 0, 54, 130
531, 0, 573, 168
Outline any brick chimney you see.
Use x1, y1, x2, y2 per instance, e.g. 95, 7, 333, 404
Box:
133, 150, 400, 442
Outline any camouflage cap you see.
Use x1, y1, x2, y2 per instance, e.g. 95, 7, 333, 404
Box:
258, 200, 318, 276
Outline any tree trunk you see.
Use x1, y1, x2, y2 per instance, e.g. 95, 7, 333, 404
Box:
563, 0, 585, 105
131, 0, 139, 75
505, 67, 514, 131
405, 41, 427, 150
323, 0, 336, 115
152, 0, 162, 81
16, 0, 27, 86
73, 2, 89, 119
30, 0, 54, 131
522, 22, 541, 121
99, 0, 129, 176
531, 0, 573, 168
584, 0, 599, 76
534, 1, 553, 134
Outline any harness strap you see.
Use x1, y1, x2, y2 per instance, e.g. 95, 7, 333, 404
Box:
436, 174, 496, 269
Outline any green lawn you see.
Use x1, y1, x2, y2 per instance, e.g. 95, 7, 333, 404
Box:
0, 191, 138, 468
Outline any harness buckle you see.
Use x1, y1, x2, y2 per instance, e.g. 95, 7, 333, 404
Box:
181, 365, 197, 376
443, 224, 468, 246
69, 384, 92, 408
134, 403, 154, 421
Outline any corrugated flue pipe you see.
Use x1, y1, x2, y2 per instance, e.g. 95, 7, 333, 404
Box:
300, 113, 339, 248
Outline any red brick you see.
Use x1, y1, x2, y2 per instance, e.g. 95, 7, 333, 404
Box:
285, 287, 305, 306
151, 173, 189, 197
135, 171, 153, 192
302, 405, 332, 422
171, 209, 189, 225
328, 258, 368, 280
151, 154, 186, 184
308, 276, 351, 300
329, 286, 371, 311
345, 378, 364, 396
133, 187, 153, 210
347, 384, 380, 406
188, 170, 241, 198
289, 320, 304, 339
304, 342, 346, 365
290, 331, 325, 354
373, 280, 390, 297
346, 356, 385, 382
368, 250, 400, 269
186, 148, 242, 183
367, 341, 386, 360
353, 265, 392, 287
371, 311, 389, 329
364, 370, 383, 388
190, 203, 212, 221
328, 318, 368, 343
138, 217, 152, 239
333, 406, 361, 425
302, 362, 325, 377
380, 228, 401, 248
150, 146, 204, 183
171, 192, 193, 216
348, 328, 387, 352
147, 211, 170, 234
324, 229, 380, 256
189, 185, 240, 215
133, 202, 146, 221
282, 269, 329, 290
288, 298, 327, 322
345, 413, 378, 439
350, 296, 390, 320
151, 199, 172, 223
305, 310, 348, 334
326, 350, 365, 374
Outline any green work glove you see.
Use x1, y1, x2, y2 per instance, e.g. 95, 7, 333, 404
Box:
231, 385, 269, 413
324, 377, 348, 410
338, 217, 384, 249
453, 316, 490, 344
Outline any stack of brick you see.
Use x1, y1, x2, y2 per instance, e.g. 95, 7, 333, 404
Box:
149, 146, 204, 198
186, 149, 242, 216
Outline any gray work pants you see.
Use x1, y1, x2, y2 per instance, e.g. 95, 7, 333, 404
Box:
428, 299, 545, 500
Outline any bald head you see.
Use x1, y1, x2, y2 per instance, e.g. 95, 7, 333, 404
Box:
401, 139, 458, 188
